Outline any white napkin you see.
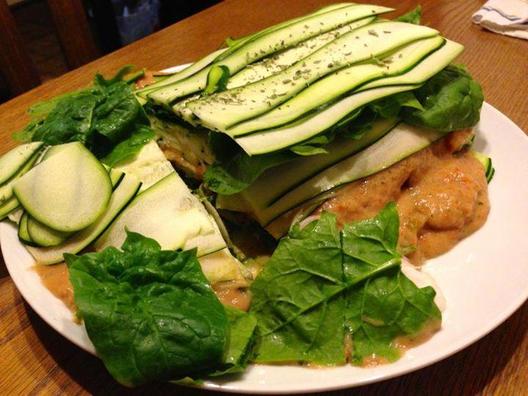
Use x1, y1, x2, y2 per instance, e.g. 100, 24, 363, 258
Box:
472, 0, 528, 40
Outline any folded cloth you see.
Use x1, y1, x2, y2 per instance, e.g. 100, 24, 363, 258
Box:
472, 0, 528, 39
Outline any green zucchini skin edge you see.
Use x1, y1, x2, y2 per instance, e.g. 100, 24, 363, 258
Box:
147, 4, 394, 105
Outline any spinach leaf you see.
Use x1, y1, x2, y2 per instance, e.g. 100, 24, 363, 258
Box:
204, 150, 295, 195
16, 67, 154, 159
91, 81, 149, 143
289, 134, 331, 156
396, 6, 422, 25
210, 306, 258, 376
102, 125, 155, 167
250, 204, 441, 366
250, 213, 346, 364
345, 269, 441, 363
402, 65, 484, 132
369, 91, 424, 119
65, 231, 229, 387
18, 90, 99, 145
204, 67, 481, 196
340, 202, 401, 282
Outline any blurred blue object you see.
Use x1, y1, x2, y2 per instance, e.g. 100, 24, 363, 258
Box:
113, 0, 160, 45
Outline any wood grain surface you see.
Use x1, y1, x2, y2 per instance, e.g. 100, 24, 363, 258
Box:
1, 0, 527, 394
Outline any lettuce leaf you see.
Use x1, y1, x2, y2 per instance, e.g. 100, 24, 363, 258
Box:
250, 203, 441, 365
65, 232, 230, 386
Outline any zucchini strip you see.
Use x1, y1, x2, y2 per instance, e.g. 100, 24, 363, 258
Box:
357, 39, 464, 91
234, 85, 418, 155
188, 21, 438, 131
225, 16, 377, 90
255, 123, 445, 226
148, 4, 393, 105
171, 16, 377, 123
135, 48, 228, 98
231, 39, 463, 155
0, 142, 44, 186
139, 3, 357, 99
227, 36, 445, 136
217, 117, 399, 213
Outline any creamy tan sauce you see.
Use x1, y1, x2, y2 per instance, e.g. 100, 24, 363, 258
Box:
135, 70, 157, 89
393, 319, 441, 351
160, 144, 207, 179
318, 129, 490, 264
34, 263, 76, 313
213, 282, 252, 311
357, 319, 441, 367
361, 355, 391, 367
35, 262, 252, 313
136, 70, 186, 92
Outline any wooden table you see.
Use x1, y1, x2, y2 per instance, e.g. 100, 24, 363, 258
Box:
1, 0, 527, 394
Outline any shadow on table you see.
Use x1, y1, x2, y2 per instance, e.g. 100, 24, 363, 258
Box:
21, 296, 528, 395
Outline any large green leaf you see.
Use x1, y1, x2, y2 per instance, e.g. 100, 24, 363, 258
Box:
251, 213, 346, 364
210, 306, 258, 376
345, 270, 441, 363
65, 231, 229, 386
403, 65, 484, 132
251, 204, 441, 366
15, 67, 154, 159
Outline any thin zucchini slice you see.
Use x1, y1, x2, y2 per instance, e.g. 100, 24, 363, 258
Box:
109, 168, 125, 189
0, 196, 20, 221
235, 85, 418, 155
41, 144, 68, 161
0, 150, 42, 206
27, 216, 71, 247
135, 48, 228, 98
217, 117, 399, 213
198, 248, 248, 285
227, 36, 445, 136
188, 21, 438, 131
225, 16, 377, 90
357, 39, 464, 91
138, 3, 355, 98
171, 16, 377, 123
231, 39, 463, 155
112, 140, 174, 191
472, 151, 495, 183
27, 174, 142, 265
18, 212, 36, 246
242, 123, 445, 226
13, 142, 112, 232
94, 172, 226, 256
203, 65, 230, 95
0, 142, 44, 186
148, 4, 393, 105
219, 2, 357, 52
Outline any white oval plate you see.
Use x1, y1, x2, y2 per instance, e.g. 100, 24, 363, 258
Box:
2, 102, 528, 393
